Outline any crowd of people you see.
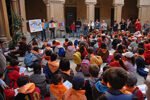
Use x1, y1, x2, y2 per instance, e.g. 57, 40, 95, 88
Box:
0, 17, 150, 100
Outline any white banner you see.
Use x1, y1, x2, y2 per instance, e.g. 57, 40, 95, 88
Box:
29, 19, 43, 33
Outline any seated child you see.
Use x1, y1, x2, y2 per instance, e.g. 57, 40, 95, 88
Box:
92, 65, 110, 100
5, 59, 23, 89
30, 63, 50, 98
50, 74, 67, 100
48, 53, 59, 74
98, 67, 137, 100
65, 41, 76, 60
123, 73, 144, 100
41, 49, 52, 67
97, 43, 109, 62
58, 59, 74, 83
84, 64, 100, 100
87, 47, 103, 66
109, 53, 127, 70
15, 75, 41, 100
64, 73, 87, 100
81, 59, 90, 76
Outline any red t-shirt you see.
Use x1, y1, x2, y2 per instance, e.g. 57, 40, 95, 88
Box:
109, 61, 122, 68
71, 24, 75, 31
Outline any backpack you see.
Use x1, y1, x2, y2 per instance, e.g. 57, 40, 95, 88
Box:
58, 47, 65, 57
24, 53, 34, 67
4, 68, 15, 87
74, 40, 78, 46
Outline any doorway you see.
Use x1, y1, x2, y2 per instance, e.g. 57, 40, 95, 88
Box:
95, 7, 100, 21
111, 8, 114, 27
65, 7, 77, 33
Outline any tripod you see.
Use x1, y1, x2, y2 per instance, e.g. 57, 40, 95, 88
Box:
28, 32, 42, 45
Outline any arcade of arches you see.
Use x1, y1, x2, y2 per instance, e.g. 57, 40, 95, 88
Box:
0, 0, 150, 40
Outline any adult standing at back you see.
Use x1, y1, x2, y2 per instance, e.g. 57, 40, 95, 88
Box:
49, 17, 55, 39
101, 20, 107, 33
120, 18, 127, 31
75, 18, 82, 37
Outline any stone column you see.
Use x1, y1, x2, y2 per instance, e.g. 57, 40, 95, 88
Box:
85, 0, 97, 22
0, 0, 11, 41
43, 0, 50, 21
18, 0, 27, 34
113, 0, 124, 24
137, 0, 150, 25
50, 0, 65, 22
11, 0, 18, 13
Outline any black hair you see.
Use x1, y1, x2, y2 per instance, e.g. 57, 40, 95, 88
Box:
45, 49, 52, 56
126, 73, 137, 87
138, 48, 144, 55
32, 63, 41, 74
114, 53, 127, 70
89, 64, 100, 77
88, 47, 94, 54
59, 59, 70, 71
138, 42, 144, 49
101, 43, 107, 49
68, 41, 73, 46
33, 47, 39, 52
117, 45, 124, 54
51, 74, 63, 85
17, 75, 30, 87
107, 67, 127, 90
65, 38, 69, 42
72, 73, 84, 90
51, 53, 57, 61
10, 59, 19, 66
22, 36, 26, 41
52, 40, 56, 44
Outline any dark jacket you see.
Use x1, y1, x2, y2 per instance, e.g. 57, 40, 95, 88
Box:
84, 78, 99, 100
98, 89, 138, 100
135, 56, 145, 69
58, 69, 74, 83
30, 74, 49, 97
75, 21, 82, 28
112, 39, 121, 50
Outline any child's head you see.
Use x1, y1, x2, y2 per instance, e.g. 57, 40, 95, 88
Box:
52, 40, 56, 45
72, 73, 85, 90
45, 49, 52, 56
114, 53, 122, 61
32, 63, 41, 74
17, 75, 30, 87
107, 67, 127, 90
68, 41, 73, 46
126, 73, 137, 87
22, 36, 26, 41
138, 48, 144, 55
101, 43, 107, 49
89, 64, 100, 77
51, 74, 63, 85
10, 59, 19, 66
51, 53, 57, 61
65, 38, 69, 42
59, 59, 70, 71
88, 47, 94, 54
33, 47, 39, 52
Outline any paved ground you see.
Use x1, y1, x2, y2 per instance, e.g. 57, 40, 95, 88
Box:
18, 34, 145, 85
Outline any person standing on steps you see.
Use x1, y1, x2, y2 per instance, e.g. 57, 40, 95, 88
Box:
49, 18, 56, 39
75, 18, 82, 37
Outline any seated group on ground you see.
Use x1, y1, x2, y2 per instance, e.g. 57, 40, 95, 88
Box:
1, 20, 150, 100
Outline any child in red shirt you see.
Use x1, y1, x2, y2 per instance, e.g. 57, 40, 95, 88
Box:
71, 22, 75, 37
